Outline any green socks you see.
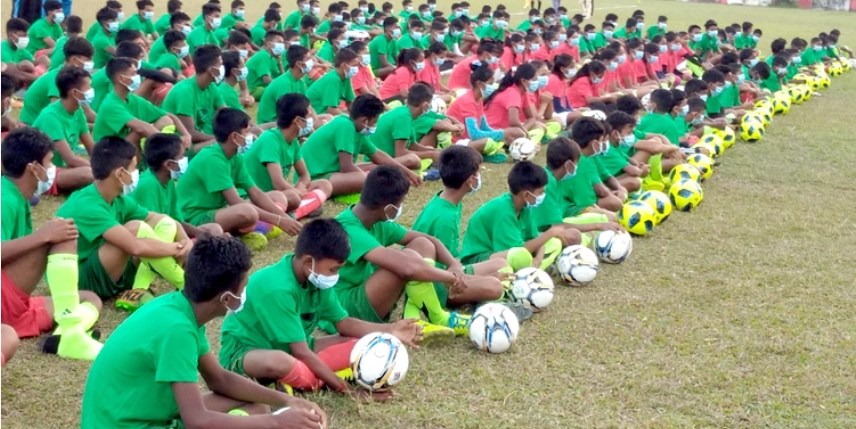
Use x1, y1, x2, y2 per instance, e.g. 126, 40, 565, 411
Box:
135, 219, 185, 289
539, 237, 564, 271
46, 253, 103, 361
506, 238, 563, 272
403, 258, 450, 326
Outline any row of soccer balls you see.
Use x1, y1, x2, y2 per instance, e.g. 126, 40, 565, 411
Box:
349, 60, 853, 392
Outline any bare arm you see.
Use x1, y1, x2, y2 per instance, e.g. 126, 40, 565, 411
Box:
265, 162, 294, 191
364, 246, 457, 284
176, 114, 215, 142
54, 139, 91, 167
0, 219, 77, 263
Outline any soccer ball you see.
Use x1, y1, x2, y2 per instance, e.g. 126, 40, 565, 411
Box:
739, 117, 765, 143
430, 96, 447, 115
714, 126, 737, 149
692, 142, 716, 158
818, 75, 831, 89
556, 245, 599, 286
580, 109, 607, 121
509, 267, 555, 310
509, 137, 538, 162
350, 333, 409, 392
754, 108, 773, 126
468, 303, 520, 354
668, 179, 704, 212
787, 85, 804, 104
687, 153, 714, 181
798, 84, 812, 101
640, 190, 673, 223
668, 163, 701, 184
771, 93, 790, 115
594, 229, 633, 264
618, 201, 656, 236
806, 75, 821, 91
754, 98, 773, 112
698, 133, 724, 157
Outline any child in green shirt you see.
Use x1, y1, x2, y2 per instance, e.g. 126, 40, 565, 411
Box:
177, 108, 302, 247
306, 48, 359, 115
220, 0, 249, 32
243, 94, 333, 219
91, 7, 120, 69
257, 45, 313, 124
246, 30, 286, 100
120, 0, 158, 40
26, 0, 64, 57
56, 137, 192, 311
31, 67, 95, 194
1, 128, 103, 361
219, 219, 420, 397
2, 18, 48, 86
252, 9, 283, 46
49, 15, 83, 71
154, 0, 184, 36
637, 89, 684, 145
371, 82, 438, 170
152, 30, 188, 80
81, 235, 327, 429
218, 50, 250, 111
186, 3, 223, 52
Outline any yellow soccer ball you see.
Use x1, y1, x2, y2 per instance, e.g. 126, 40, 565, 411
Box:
668, 163, 701, 184
668, 179, 704, 212
639, 190, 672, 224
618, 201, 657, 236
714, 126, 737, 149
687, 153, 714, 181
698, 133, 724, 157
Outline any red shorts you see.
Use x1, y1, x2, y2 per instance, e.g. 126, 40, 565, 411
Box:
1, 270, 53, 338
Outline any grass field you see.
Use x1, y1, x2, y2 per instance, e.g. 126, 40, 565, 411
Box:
3, 0, 856, 427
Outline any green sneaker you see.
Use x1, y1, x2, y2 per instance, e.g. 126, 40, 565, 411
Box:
414, 320, 455, 343
447, 312, 471, 336
115, 288, 156, 312
483, 152, 508, 164
240, 232, 268, 251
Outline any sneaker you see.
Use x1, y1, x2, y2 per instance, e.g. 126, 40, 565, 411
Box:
273, 381, 295, 396
500, 301, 534, 322
423, 168, 441, 181
335, 367, 354, 383
265, 225, 283, 240
447, 312, 471, 336
483, 152, 508, 164
240, 231, 268, 251
115, 288, 156, 312
413, 319, 455, 343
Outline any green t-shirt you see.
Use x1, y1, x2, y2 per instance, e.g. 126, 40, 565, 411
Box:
734, 34, 750, 49
250, 23, 267, 46
243, 129, 301, 192
153, 52, 182, 75
412, 192, 462, 257
85, 22, 100, 41
395, 34, 425, 51
257, 71, 309, 124
186, 26, 221, 53
90, 68, 112, 111
26, 18, 64, 55
93, 91, 166, 142
80, 292, 210, 429
154, 13, 173, 35
647, 25, 665, 40
162, 78, 225, 135
120, 14, 157, 35
532, 169, 565, 231
91, 29, 117, 69
56, 183, 149, 261
371, 105, 416, 156
302, 115, 378, 179
599, 143, 633, 178
19, 68, 61, 124
132, 170, 183, 222
460, 193, 538, 262
246, 49, 283, 90
32, 100, 90, 168
284, 10, 306, 30
0, 177, 32, 241
317, 42, 336, 63
717, 83, 740, 109
177, 144, 255, 225
147, 37, 168, 64
637, 112, 681, 145
475, 25, 505, 41
334, 207, 407, 291
306, 69, 355, 113
218, 82, 243, 110
315, 19, 333, 35
220, 13, 245, 31
219, 254, 348, 361
760, 71, 782, 92
48, 35, 69, 69
1, 40, 34, 64
705, 92, 723, 116
698, 33, 720, 58
613, 27, 631, 40
556, 155, 602, 217
368, 34, 398, 72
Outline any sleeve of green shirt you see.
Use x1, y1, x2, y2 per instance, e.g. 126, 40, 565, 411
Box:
98, 98, 135, 135
378, 221, 407, 246
346, 226, 382, 263
343, 79, 356, 103
77, 108, 91, 136
119, 196, 150, 223
358, 136, 379, 158
333, 127, 357, 155
595, 158, 611, 182
256, 136, 283, 165
132, 95, 167, 123
69, 204, 121, 244
318, 288, 348, 324
154, 326, 207, 383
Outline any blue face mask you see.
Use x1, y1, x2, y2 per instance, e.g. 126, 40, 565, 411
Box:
483, 82, 498, 97
749, 58, 759, 67
591, 76, 603, 84
528, 80, 540, 93
561, 162, 576, 180
621, 133, 637, 146
525, 191, 545, 209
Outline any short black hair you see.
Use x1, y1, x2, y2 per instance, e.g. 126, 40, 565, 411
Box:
222, 50, 241, 78
43, 0, 62, 13
116, 29, 143, 45
105, 0, 122, 9
171, 11, 191, 26
507, 160, 547, 194
202, 2, 222, 16
64, 36, 95, 59
183, 235, 252, 302
6, 18, 29, 33
276, 93, 310, 128
193, 44, 222, 71
213, 108, 250, 143
334, 47, 358, 67
295, 219, 351, 262
115, 40, 143, 59
264, 8, 282, 22
286, 45, 310, 68
106, 57, 136, 82
163, 29, 186, 50
545, 136, 580, 169
683, 78, 708, 96
687, 97, 706, 113
701, 69, 725, 84
615, 94, 643, 115
1, 127, 53, 178
300, 15, 317, 29
137, 0, 154, 9
56, 66, 91, 99
349, 94, 385, 121
1, 74, 19, 98
360, 165, 410, 209
571, 117, 605, 147
649, 88, 673, 113
65, 15, 83, 33
144, 133, 183, 172
439, 145, 481, 189
96, 6, 118, 23
91, 137, 137, 180
605, 111, 636, 133
167, 0, 183, 13
406, 82, 433, 106
265, 29, 285, 43
227, 29, 252, 47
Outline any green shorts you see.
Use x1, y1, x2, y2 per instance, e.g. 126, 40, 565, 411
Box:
79, 256, 138, 299
185, 209, 217, 227
335, 285, 385, 323
461, 253, 489, 265
219, 336, 256, 377
250, 86, 265, 101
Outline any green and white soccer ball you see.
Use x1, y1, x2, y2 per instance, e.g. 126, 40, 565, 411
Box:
618, 201, 656, 236
668, 179, 704, 212
556, 245, 600, 285
640, 190, 673, 224
510, 267, 555, 310
509, 137, 538, 162
593, 229, 633, 264
468, 303, 520, 354
668, 163, 701, 184
350, 333, 409, 392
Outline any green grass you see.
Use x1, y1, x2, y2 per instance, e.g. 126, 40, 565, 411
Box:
4, 0, 856, 427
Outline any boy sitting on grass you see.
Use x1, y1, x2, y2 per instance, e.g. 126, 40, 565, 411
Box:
81, 235, 327, 429
219, 219, 421, 397
2, 18, 49, 86
460, 161, 581, 272
177, 108, 302, 250
371, 82, 439, 169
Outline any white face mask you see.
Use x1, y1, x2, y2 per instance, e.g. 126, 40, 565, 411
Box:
385, 203, 403, 222
301, 58, 314, 74
143, 11, 154, 20
108, 21, 120, 33
121, 169, 140, 195
169, 157, 189, 180
271, 42, 286, 56
469, 174, 481, 193
15, 36, 30, 49
212, 65, 225, 83
345, 65, 359, 78
360, 54, 371, 66
53, 12, 66, 23
178, 45, 190, 58
525, 191, 545, 209
210, 16, 222, 29
299, 117, 314, 137
236, 133, 254, 154
223, 290, 246, 315
35, 164, 57, 196
125, 74, 142, 92
238, 49, 248, 59
182, 25, 192, 35
308, 258, 339, 289
236, 66, 249, 81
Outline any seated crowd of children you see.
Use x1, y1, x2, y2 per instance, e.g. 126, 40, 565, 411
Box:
0, 0, 851, 426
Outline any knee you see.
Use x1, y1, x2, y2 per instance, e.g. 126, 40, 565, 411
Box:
260, 351, 297, 379
601, 196, 623, 212
79, 291, 103, 311
199, 223, 225, 236
124, 220, 145, 236
406, 236, 436, 258
240, 402, 271, 415
485, 278, 504, 301
402, 154, 421, 170
282, 189, 301, 209
234, 203, 260, 225
312, 179, 333, 196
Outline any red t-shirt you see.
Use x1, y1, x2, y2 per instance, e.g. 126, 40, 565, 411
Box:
554, 43, 580, 62
603, 68, 622, 91
617, 60, 638, 87
499, 46, 527, 70
418, 61, 441, 90
529, 45, 552, 62
545, 73, 570, 111
446, 90, 484, 139
351, 65, 377, 94
448, 55, 479, 90
635, 59, 649, 81
568, 76, 598, 109
484, 86, 524, 129
378, 66, 417, 100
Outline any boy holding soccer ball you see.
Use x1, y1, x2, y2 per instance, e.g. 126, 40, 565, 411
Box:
218, 219, 421, 398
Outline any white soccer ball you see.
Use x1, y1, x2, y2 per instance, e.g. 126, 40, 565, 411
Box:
509, 267, 555, 311
350, 332, 409, 391
430, 96, 447, 115
468, 303, 520, 354
555, 245, 599, 286
593, 229, 633, 264
509, 137, 538, 162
